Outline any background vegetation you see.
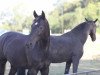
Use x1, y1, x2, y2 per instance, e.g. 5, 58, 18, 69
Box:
0, 0, 100, 34
48, 0, 100, 33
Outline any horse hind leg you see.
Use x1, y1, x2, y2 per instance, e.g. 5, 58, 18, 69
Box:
0, 58, 7, 75
64, 60, 72, 75
40, 66, 49, 75
17, 68, 25, 75
8, 65, 17, 75
27, 68, 38, 75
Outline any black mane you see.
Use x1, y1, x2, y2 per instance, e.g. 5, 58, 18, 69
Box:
71, 22, 87, 33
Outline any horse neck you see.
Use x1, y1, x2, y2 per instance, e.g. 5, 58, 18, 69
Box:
73, 24, 91, 44
64, 24, 91, 45
29, 28, 34, 36
29, 31, 49, 52
29, 23, 50, 51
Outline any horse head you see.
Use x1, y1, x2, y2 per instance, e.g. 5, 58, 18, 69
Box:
25, 11, 50, 68
85, 18, 98, 41
28, 10, 50, 51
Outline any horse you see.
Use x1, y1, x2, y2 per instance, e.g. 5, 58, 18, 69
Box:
48, 18, 98, 75
0, 10, 50, 75
17, 18, 98, 75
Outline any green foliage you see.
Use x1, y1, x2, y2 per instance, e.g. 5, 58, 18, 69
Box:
97, 28, 100, 34
83, 3, 98, 19
48, 0, 100, 33
0, 3, 33, 32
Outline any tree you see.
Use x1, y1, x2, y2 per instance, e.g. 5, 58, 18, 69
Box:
48, 0, 100, 33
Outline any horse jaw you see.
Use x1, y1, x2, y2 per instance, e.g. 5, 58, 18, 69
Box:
90, 32, 96, 41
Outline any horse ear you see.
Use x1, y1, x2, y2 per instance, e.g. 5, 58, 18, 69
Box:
41, 11, 45, 20
94, 19, 98, 23
33, 10, 38, 18
85, 18, 88, 21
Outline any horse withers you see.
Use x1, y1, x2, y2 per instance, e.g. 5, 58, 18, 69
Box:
0, 11, 50, 75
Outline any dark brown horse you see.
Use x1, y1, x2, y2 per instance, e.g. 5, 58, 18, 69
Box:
0, 11, 50, 75
17, 18, 98, 75
48, 19, 98, 75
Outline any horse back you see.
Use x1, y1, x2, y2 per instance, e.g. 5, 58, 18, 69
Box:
0, 32, 16, 58
0, 31, 29, 67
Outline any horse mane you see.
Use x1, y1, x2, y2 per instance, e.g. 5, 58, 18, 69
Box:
62, 21, 88, 37
71, 22, 87, 32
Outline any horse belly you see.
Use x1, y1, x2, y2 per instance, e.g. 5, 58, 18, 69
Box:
49, 46, 72, 63
49, 53, 71, 63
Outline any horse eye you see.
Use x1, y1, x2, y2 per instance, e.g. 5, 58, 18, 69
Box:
34, 22, 38, 25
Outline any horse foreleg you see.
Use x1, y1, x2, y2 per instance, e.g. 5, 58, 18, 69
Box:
0, 59, 7, 75
17, 68, 26, 75
8, 65, 17, 75
27, 68, 38, 75
72, 57, 79, 73
40, 66, 49, 75
64, 60, 72, 74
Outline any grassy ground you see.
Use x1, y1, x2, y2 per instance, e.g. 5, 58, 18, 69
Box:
5, 34, 100, 75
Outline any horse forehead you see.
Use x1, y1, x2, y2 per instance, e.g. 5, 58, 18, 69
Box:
35, 17, 40, 21
32, 18, 40, 26
35, 16, 42, 21
87, 21, 95, 26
